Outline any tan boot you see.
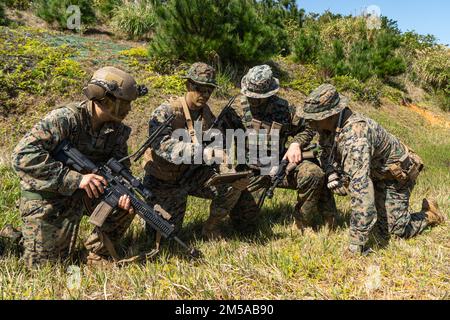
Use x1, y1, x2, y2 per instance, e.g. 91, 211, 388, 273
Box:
0, 224, 22, 244
422, 199, 446, 226
202, 216, 224, 240
86, 251, 110, 267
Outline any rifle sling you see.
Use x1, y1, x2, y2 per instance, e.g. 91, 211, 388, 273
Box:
180, 96, 198, 144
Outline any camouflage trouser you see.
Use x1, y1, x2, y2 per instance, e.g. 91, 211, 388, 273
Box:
230, 160, 337, 232
19, 191, 135, 266
143, 165, 242, 234
349, 179, 429, 246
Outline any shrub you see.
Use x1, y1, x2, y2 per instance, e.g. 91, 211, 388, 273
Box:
371, 30, 406, 80
255, 0, 294, 55
0, 28, 86, 114
146, 70, 185, 95
111, 0, 156, 40
413, 46, 449, 91
306, 19, 405, 82
92, 0, 123, 20
3, 0, 31, 10
0, 3, 7, 26
213, 63, 239, 98
34, 0, 97, 31
317, 40, 349, 78
431, 88, 450, 112
331, 75, 382, 106
282, 64, 322, 95
293, 26, 321, 64
149, 0, 289, 67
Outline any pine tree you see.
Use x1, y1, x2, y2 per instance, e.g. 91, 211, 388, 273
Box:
149, 0, 287, 66
0, 3, 7, 26
318, 40, 349, 77
293, 26, 321, 64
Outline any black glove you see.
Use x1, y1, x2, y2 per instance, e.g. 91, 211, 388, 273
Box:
327, 172, 348, 196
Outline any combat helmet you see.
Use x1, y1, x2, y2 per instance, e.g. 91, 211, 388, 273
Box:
83, 66, 147, 102
300, 84, 349, 121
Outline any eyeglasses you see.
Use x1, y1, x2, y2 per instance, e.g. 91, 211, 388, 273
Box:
191, 83, 215, 95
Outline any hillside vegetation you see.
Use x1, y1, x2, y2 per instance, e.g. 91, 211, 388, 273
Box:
0, 3, 449, 299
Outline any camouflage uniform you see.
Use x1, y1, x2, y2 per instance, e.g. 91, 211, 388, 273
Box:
301, 84, 434, 252
219, 65, 336, 231
11, 101, 134, 266
142, 63, 241, 234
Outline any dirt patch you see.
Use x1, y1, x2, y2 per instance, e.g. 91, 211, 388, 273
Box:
407, 104, 450, 129
5, 9, 48, 29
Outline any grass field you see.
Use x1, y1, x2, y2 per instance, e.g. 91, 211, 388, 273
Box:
0, 25, 449, 300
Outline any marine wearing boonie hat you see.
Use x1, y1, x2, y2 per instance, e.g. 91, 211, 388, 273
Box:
182, 62, 218, 87
241, 65, 280, 99
300, 84, 349, 121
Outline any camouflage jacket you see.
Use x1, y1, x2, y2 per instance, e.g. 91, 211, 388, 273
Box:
221, 94, 315, 153
148, 96, 215, 164
332, 112, 409, 245
12, 101, 131, 196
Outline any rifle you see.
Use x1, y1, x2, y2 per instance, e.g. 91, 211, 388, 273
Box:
206, 95, 236, 135
121, 113, 176, 164
257, 146, 319, 208
53, 140, 201, 259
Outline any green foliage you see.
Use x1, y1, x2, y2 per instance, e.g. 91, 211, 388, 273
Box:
258, 0, 305, 26
317, 40, 349, 78
92, 0, 123, 20
3, 0, 30, 10
331, 75, 383, 106
371, 30, 406, 79
34, 0, 97, 31
293, 26, 321, 64
431, 89, 450, 112
255, 0, 297, 55
149, 0, 289, 67
111, 0, 156, 40
413, 46, 449, 90
294, 18, 406, 85
0, 2, 7, 26
0, 27, 86, 114
145, 70, 185, 95
0, 166, 20, 226
213, 64, 238, 98
282, 64, 321, 95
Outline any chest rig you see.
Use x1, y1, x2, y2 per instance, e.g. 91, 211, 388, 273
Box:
143, 97, 214, 182
239, 96, 283, 164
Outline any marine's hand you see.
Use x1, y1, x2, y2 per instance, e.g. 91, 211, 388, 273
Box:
79, 174, 107, 199
327, 172, 348, 196
283, 143, 302, 164
118, 195, 134, 214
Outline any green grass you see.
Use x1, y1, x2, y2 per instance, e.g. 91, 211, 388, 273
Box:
1, 101, 449, 299
0, 26, 449, 300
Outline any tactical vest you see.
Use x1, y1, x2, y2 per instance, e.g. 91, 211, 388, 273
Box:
143, 97, 215, 182
237, 95, 285, 164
